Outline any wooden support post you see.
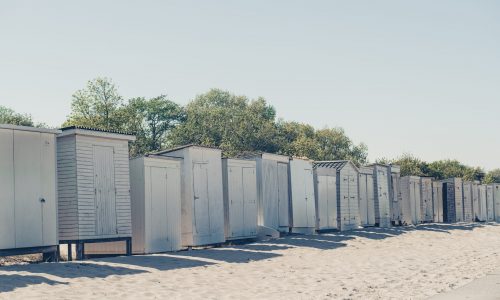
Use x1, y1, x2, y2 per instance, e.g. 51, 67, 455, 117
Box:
76, 242, 85, 261
67, 243, 73, 261
126, 238, 132, 256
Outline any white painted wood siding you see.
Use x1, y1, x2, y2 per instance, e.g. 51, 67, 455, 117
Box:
358, 167, 375, 227
432, 181, 444, 223
462, 182, 474, 222
223, 159, 258, 240
486, 184, 495, 221
494, 184, 500, 222
289, 159, 316, 233
389, 166, 402, 224
373, 165, 391, 228
420, 178, 433, 222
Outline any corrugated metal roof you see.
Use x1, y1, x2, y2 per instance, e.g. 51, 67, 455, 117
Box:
313, 160, 350, 170
60, 125, 134, 136
152, 144, 221, 155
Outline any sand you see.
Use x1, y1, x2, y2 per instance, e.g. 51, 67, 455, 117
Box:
1, 223, 500, 300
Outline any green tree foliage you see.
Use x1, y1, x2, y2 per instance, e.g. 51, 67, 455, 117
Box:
64, 77, 125, 130
0, 105, 35, 126
380, 154, 484, 181
484, 169, 500, 184
123, 96, 186, 156
169, 89, 280, 156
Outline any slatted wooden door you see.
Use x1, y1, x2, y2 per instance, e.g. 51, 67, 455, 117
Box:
93, 145, 117, 236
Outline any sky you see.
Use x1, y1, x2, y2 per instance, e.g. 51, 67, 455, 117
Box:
1, 1, 499, 169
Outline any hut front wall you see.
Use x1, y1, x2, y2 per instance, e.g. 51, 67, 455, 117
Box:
223, 159, 258, 240
290, 159, 316, 232
337, 163, 360, 231
74, 135, 132, 240
432, 181, 443, 223
373, 166, 391, 228
389, 167, 402, 224
257, 155, 290, 232
420, 178, 433, 222
462, 182, 474, 222
494, 184, 500, 222
315, 168, 338, 230
486, 185, 495, 221
358, 169, 375, 227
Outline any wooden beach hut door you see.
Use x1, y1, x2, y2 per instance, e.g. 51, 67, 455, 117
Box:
277, 162, 289, 228
318, 175, 337, 229
228, 165, 245, 237
148, 166, 170, 253
193, 163, 210, 236
304, 168, 316, 227
242, 167, 257, 236
93, 145, 117, 236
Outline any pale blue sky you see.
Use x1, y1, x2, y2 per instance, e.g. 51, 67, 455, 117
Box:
1, 1, 499, 169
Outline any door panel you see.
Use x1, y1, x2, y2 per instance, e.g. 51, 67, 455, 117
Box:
149, 167, 168, 253
327, 175, 337, 228
229, 166, 244, 237
93, 145, 117, 236
277, 163, 289, 227
14, 130, 43, 248
304, 168, 315, 227
367, 176, 375, 225
40, 133, 57, 245
193, 163, 210, 236
0, 129, 15, 249
358, 175, 368, 226
318, 176, 329, 229
243, 167, 257, 236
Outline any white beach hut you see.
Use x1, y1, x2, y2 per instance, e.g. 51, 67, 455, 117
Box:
420, 177, 434, 222
0, 125, 60, 260
129, 155, 182, 253
314, 161, 360, 231
289, 158, 316, 234
222, 158, 258, 240
477, 184, 488, 222
57, 126, 136, 260
358, 166, 375, 227
442, 178, 464, 223
400, 176, 421, 225
389, 165, 402, 225
486, 184, 495, 222
462, 181, 474, 222
248, 153, 290, 233
314, 164, 338, 231
494, 184, 500, 222
369, 164, 391, 228
432, 181, 444, 223
156, 145, 225, 247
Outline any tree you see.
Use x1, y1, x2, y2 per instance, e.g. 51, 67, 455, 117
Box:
315, 127, 368, 165
484, 169, 500, 184
64, 77, 125, 131
169, 89, 280, 156
124, 96, 186, 156
386, 153, 428, 177
0, 105, 35, 126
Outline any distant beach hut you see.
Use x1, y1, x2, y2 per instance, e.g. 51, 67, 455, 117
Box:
420, 177, 434, 222
400, 176, 421, 225
442, 178, 464, 223
358, 166, 375, 227
432, 181, 444, 223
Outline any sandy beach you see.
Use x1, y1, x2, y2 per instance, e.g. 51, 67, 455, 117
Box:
1, 223, 500, 300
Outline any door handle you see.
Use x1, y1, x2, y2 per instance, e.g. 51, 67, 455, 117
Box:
40, 198, 46, 203
194, 196, 199, 200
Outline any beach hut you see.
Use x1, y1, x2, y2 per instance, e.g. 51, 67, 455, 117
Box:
314, 161, 360, 231
486, 184, 495, 222
315, 164, 338, 231
129, 155, 182, 253
472, 181, 479, 221
155, 145, 225, 247
400, 176, 421, 225
442, 178, 464, 223
462, 181, 474, 222
494, 184, 500, 222
432, 181, 444, 222
389, 165, 402, 225
244, 153, 291, 233
222, 158, 258, 240
368, 164, 391, 228
57, 126, 135, 260
289, 158, 316, 234
0, 125, 60, 260
420, 177, 434, 222
477, 184, 488, 221
358, 166, 375, 227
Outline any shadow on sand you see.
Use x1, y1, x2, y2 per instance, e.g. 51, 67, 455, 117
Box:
0, 274, 67, 293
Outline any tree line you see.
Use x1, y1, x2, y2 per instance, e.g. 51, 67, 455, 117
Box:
1, 77, 498, 183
